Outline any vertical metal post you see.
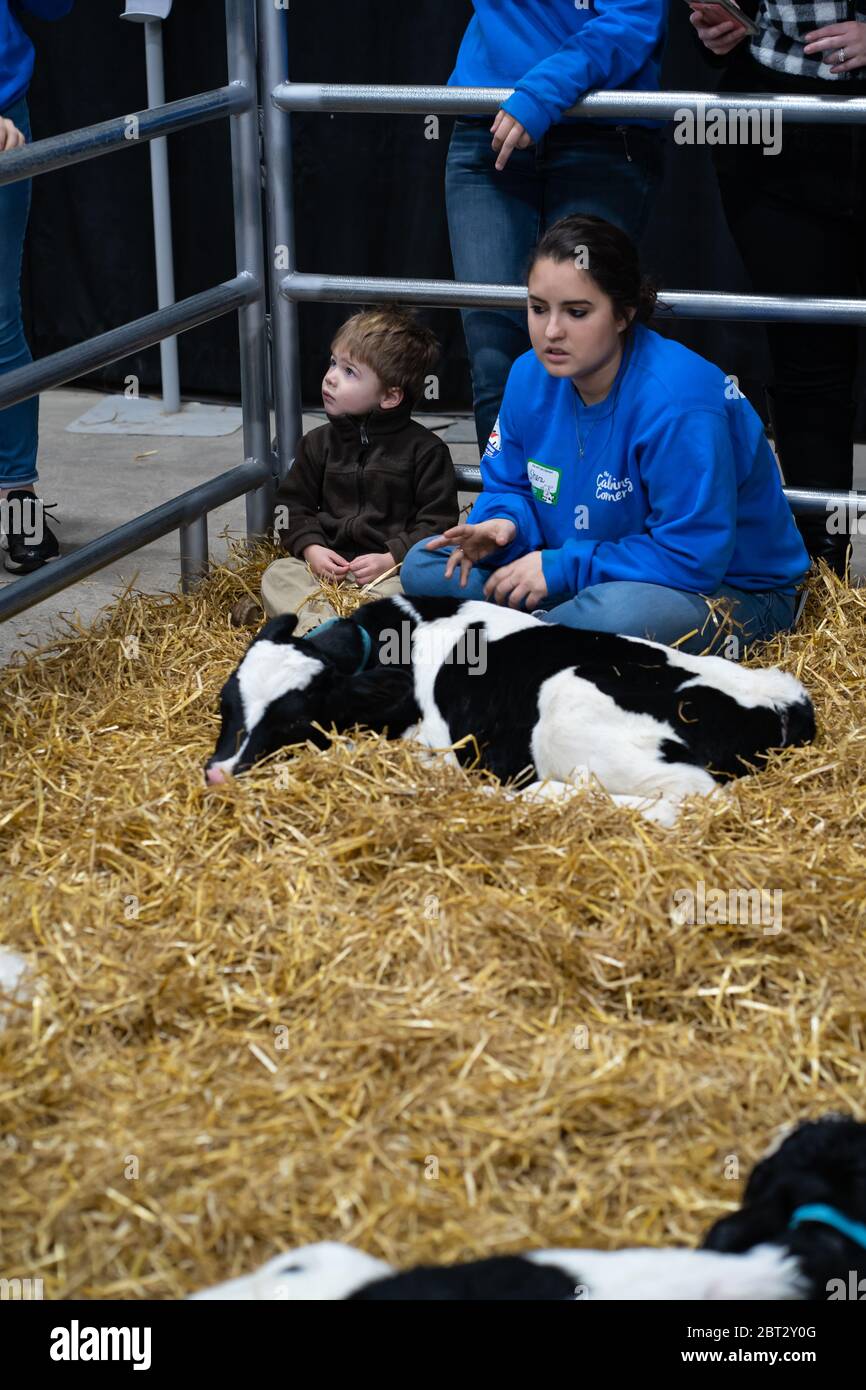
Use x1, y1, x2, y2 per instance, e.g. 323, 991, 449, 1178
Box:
257, 0, 302, 488
225, 0, 273, 540
143, 19, 181, 414
180, 513, 209, 591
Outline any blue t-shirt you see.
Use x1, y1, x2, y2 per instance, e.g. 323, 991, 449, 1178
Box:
469, 324, 809, 596
1, 2, 73, 114
448, 0, 667, 135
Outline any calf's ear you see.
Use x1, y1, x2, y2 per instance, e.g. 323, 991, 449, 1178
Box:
701, 1202, 786, 1254
326, 667, 419, 734
257, 612, 299, 643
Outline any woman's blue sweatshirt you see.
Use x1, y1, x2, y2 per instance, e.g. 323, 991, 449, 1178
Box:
1, 1, 73, 113
469, 324, 809, 597
448, 0, 667, 136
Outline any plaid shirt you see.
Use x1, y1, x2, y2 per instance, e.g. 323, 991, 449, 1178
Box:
749, 0, 866, 79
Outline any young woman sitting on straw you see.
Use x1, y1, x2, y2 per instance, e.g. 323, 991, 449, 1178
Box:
400, 213, 810, 657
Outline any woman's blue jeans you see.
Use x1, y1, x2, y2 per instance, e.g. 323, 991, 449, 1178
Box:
0, 94, 38, 489
445, 117, 665, 455
401, 541, 798, 658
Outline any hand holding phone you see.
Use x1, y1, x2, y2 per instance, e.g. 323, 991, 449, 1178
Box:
686, 0, 760, 37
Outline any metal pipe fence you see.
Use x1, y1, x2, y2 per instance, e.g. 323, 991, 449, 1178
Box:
0, 462, 270, 623
273, 82, 866, 124
268, 79, 866, 519
2, 17, 864, 628
0, 86, 249, 189
0, 0, 272, 624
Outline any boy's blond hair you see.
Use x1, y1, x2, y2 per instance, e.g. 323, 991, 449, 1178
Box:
332, 305, 439, 405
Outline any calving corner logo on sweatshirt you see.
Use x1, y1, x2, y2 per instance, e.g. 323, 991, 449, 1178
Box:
596, 470, 633, 503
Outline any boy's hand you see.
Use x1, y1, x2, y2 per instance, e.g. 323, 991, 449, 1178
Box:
303, 544, 351, 579
688, 3, 749, 54
484, 551, 548, 610
349, 551, 395, 585
0, 118, 26, 152
426, 518, 517, 587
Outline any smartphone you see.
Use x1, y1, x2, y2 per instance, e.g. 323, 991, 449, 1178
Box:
685, 0, 761, 37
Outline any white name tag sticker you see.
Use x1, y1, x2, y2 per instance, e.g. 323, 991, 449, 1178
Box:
527, 459, 561, 505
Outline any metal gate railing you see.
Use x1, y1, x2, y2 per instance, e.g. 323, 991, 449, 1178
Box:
2, 5, 865, 628
0, 0, 272, 624
262, 24, 866, 518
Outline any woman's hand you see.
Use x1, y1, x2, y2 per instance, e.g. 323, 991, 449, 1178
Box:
688, 3, 749, 55
803, 20, 866, 73
490, 110, 534, 172
483, 550, 548, 610
426, 518, 517, 587
0, 118, 26, 152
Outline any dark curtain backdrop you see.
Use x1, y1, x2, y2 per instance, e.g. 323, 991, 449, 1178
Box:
17, 0, 865, 434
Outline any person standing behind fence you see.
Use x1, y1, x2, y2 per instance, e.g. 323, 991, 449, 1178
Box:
0, 0, 73, 575
689, 0, 866, 577
446, 0, 668, 458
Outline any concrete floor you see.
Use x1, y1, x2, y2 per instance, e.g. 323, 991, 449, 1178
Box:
1, 386, 864, 665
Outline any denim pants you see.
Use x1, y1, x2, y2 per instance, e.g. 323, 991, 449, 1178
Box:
445, 116, 665, 455
400, 542, 798, 657
0, 94, 37, 489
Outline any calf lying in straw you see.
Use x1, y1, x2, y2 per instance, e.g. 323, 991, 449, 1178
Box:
192, 1115, 866, 1300
205, 595, 814, 820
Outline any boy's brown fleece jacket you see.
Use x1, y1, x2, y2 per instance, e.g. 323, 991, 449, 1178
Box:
276, 396, 459, 564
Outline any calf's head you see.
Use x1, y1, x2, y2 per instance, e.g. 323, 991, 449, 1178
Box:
205, 613, 418, 784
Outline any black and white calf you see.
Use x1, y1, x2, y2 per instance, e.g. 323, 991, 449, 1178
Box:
205, 595, 814, 817
191, 1116, 866, 1300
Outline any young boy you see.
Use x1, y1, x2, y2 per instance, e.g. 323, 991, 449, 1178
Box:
260, 306, 459, 633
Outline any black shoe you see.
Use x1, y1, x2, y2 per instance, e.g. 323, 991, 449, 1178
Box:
1, 489, 61, 574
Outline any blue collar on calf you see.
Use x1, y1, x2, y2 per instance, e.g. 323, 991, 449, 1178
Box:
310, 617, 372, 674
789, 1204, 866, 1250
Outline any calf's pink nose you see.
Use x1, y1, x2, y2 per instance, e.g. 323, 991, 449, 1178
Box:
206, 766, 227, 785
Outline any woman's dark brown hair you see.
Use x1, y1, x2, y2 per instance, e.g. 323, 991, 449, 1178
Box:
526, 213, 661, 333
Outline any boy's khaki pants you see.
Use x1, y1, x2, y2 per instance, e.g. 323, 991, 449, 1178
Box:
260, 556, 404, 636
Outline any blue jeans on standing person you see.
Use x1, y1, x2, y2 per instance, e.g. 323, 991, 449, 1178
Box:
0, 94, 38, 489
400, 541, 798, 657
445, 117, 665, 455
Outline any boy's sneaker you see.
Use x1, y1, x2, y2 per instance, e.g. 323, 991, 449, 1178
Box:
1, 489, 61, 574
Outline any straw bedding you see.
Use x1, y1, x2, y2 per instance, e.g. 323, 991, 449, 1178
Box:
1, 546, 864, 1299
